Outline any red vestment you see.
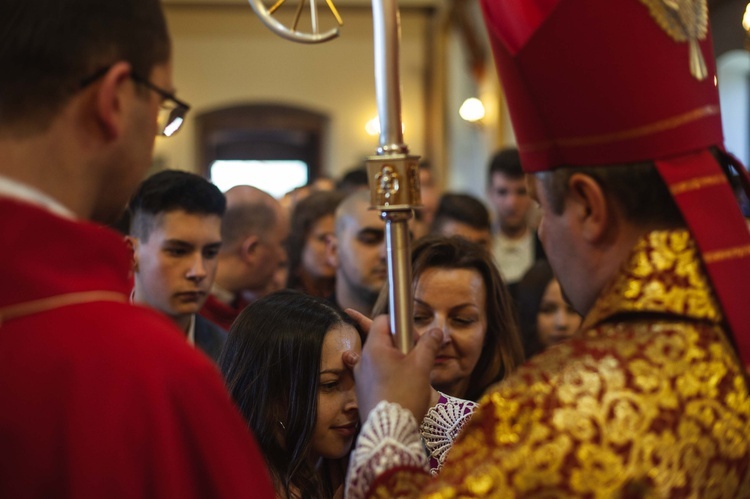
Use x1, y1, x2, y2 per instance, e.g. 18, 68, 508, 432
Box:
0, 198, 274, 498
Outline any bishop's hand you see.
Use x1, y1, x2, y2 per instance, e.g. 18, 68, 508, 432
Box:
344, 312, 442, 423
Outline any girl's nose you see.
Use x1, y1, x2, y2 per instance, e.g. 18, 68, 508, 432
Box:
344, 387, 358, 412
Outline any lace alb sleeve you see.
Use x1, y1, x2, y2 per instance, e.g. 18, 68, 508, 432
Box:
345, 401, 428, 499
419, 393, 477, 475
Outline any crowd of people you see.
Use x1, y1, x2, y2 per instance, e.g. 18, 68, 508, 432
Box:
2, 0, 749, 497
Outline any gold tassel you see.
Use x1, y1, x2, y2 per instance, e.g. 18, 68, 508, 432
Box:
688, 38, 708, 81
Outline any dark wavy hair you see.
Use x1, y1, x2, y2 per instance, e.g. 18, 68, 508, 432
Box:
373, 235, 525, 401
220, 290, 358, 498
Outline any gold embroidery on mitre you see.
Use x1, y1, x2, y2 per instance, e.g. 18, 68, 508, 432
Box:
520, 105, 719, 153
703, 244, 750, 264
639, 0, 709, 80
669, 174, 726, 195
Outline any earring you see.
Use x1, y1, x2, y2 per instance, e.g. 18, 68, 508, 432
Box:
279, 421, 286, 430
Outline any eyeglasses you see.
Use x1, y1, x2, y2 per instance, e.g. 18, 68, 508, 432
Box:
79, 66, 190, 137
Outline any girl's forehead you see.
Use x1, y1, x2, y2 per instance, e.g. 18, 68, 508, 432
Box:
320, 324, 361, 370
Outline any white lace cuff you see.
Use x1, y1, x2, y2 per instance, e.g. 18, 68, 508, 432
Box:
345, 400, 428, 499
420, 393, 477, 475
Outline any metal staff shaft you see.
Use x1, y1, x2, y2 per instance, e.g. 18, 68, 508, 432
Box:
384, 212, 413, 353
367, 0, 421, 354
244, 0, 421, 352
372, 0, 405, 154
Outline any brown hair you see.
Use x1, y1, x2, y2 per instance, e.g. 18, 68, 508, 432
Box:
374, 235, 525, 401
286, 190, 345, 290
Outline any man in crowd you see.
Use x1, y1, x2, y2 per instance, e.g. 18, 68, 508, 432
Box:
412, 160, 440, 239
200, 184, 289, 330
344, 0, 750, 497
326, 189, 388, 315
128, 170, 228, 362
430, 192, 492, 251
487, 147, 544, 283
0, 0, 273, 496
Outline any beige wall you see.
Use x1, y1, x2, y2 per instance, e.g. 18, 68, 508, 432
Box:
156, 4, 431, 178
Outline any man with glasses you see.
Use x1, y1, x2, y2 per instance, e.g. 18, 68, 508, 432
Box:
0, 0, 273, 497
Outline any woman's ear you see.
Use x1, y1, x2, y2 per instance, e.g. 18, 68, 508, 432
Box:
566, 173, 611, 243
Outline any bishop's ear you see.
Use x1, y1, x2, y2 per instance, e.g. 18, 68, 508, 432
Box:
566, 173, 611, 243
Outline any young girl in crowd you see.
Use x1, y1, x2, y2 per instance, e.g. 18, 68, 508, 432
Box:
220, 291, 360, 498
515, 260, 581, 358
286, 191, 344, 298
223, 288, 482, 493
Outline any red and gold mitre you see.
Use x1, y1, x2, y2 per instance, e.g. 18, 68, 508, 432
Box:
481, 0, 750, 367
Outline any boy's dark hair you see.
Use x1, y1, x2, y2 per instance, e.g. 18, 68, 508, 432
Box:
0, 0, 170, 133
336, 166, 369, 194
488, 148, 524, 181
128, 170, 226, 240
431, 192, 491, 232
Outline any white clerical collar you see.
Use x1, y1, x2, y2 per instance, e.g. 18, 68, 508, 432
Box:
0, 174, 76, 219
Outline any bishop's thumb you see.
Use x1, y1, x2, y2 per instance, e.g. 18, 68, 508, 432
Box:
411, 328, 443, 371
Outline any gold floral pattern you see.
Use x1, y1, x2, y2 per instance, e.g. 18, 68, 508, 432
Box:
371, 230, 750, 497
582, 230, 722, 328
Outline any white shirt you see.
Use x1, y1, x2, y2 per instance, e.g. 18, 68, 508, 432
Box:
186, 314, 196, 347
492, 229, 534, 284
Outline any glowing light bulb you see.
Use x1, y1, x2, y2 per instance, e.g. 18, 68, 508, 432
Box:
459, 97, 485, 123
365, 117, 406, 136
365, 116, 380, 136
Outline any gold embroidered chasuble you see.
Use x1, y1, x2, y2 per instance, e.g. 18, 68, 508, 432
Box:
367, 230, 750, 498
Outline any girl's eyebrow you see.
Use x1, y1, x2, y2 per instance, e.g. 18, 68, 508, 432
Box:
320, 368, 344, 375
415, 298, 478, 311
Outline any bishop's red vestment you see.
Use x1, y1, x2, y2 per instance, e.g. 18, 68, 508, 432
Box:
346, 230, 750, 497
